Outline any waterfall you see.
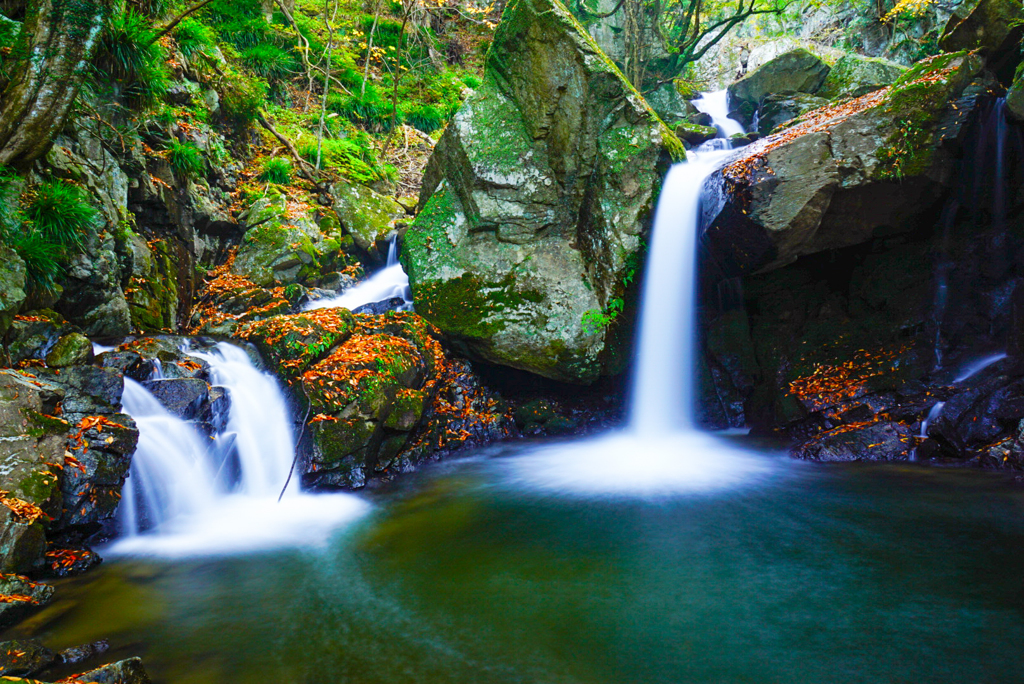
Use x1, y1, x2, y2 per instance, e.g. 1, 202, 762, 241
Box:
113, 342, 369, 557
305, 234, 413, 312
503, 92, 772, 496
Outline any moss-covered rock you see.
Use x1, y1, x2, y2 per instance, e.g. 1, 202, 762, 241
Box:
756, 93, 830, 135
233, 192, 338, 288
939, 0, 1024, 67
237, 309, 356, 382
817, 54, 907, 101
675, 121, 719, 147
727, 48, 831, 127
0, 245, 26, 339
44, 333, 94, 368
705, 51, 985, 275
330, 179, 404, 252
404, 0, 681, 384
126, 234, 179, 333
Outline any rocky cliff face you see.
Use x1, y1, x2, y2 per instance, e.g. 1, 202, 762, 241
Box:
402, 0, 682, 384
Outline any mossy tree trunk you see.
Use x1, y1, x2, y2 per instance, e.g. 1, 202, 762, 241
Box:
0, 0, 113, 167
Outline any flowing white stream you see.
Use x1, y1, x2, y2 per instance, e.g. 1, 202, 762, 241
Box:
112, 342, 369, 557
305, 236, 412, 312
503, 92, 773, 496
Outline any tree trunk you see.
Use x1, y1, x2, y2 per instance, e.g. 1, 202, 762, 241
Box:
0, 0, 114, 167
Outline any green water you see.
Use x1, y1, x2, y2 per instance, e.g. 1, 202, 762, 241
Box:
8, 448, 1024, 683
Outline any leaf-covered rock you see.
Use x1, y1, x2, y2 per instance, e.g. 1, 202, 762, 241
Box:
727, 48, 831, 127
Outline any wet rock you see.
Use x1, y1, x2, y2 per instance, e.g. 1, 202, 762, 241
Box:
50, 367, 124, 419
42, 545, 102, 578
75, 657, 152, 684
816, 54, 906, 100
126, 234, 179, 333
44, 333, 94, 368
352, 297, 407, 315
404, 0, 682, 383
4, 311, 74, 365
57, 412, 138, 531
58, 640, 110, 666
0, 245, 26, 338
727, 48, 831, 126
675, 121, 718, 147
792, 420, 913, 462
0, 574, 53, 630
646, 82, 700, 125
514, 398, 577, 435
238, 309, 356, 382
0, 639, 56, 677
141, 378, 209, 420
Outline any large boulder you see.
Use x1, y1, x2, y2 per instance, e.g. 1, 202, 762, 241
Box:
704, 51, 986, 275
939, 0, 1024, 77
330, 179, 404, 253
755, 93, 830, 136
402, 0, 683, 383
727, 48, 831, 127
816, 54, 907, 100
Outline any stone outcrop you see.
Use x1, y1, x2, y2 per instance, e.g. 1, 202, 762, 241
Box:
237, 310, 512, 489
0, 246, 26, 339
727, 48, 831, 126
705, 51, 986, 276
816, 54, 907, 100
939, 0, 1024, 77
403, 0, 682, 384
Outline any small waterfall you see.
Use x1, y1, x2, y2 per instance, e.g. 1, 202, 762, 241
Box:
114, 342, 369, 556
120, 379, 219, 535
953, 352, 1007, 383
693, 90, 746, 139
504, 91, 771, 496
920, 401, 945, 438
305, 235, 413, 312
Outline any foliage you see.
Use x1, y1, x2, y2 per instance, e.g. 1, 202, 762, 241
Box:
220, 69, 270, 124
93, 9, 169, 106
167, 140, 206, 178
259, 157, 294, 184
299, 138, 385, 184
0, 177, 99, 291
174, 17, 218, 57
241, 44, 299, 80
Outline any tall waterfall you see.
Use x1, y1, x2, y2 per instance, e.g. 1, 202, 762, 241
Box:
113, 342, 369, 556
504, 92, 771, 496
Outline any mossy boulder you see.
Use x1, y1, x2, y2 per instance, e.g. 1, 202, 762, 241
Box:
44, 333, 94, 368
4, 310, 72, 365
404, 0, 682, 384
233, 192, 338, 287
0, 245, 26, 338
705, 51, 986, 275
126, 234, 179, 333
675, 121, 719, 147
727, 48, 831, 127
817, 54, 907, 101
236, 309, 356, 382
330, 179, 404, 252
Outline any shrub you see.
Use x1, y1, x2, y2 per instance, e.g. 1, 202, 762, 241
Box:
403, 103, 445, 133
334, 92, 399, 132
259, 157, 293, 184
10, 230, 63, 292
241, 44, 298, 80
93, 9, 169, 106
299, 138, 383, 184
174, 18, 217, 58
220, 70, 269, 124
25, 180, 97, 252
167, 140, 206, 178
461, 74, 482, 89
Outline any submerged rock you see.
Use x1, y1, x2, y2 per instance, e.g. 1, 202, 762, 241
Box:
403, 0, 682, 384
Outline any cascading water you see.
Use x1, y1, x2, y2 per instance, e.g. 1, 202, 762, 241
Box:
305, 234, 413, 312
113, 342, 369, 556
504, 92, 772, 495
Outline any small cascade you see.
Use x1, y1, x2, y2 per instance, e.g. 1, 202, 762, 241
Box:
920, 401, 945, 438
693, 90, 745, 139
120, 379, 219, 535
954, 352, 1007, 383
113, 342, 369, 556
305, 235, 413, 313
504, 91, 771, 496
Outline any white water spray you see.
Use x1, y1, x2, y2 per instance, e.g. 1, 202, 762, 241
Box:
305, 236, 412, 312
113, 342, 369, 557
504, 92, 773, 496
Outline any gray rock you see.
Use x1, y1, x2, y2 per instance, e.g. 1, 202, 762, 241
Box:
756, 93, 829, 136
402, 0, 683, 383
0, 575, 53, 631
727, 48, 831, 126
0, 639, 57, 677
330, 179, 404, 251
0, 245, 26, 338
44, 333, 94, 368
75, 657, 152, 684
141, 378, 210, 420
